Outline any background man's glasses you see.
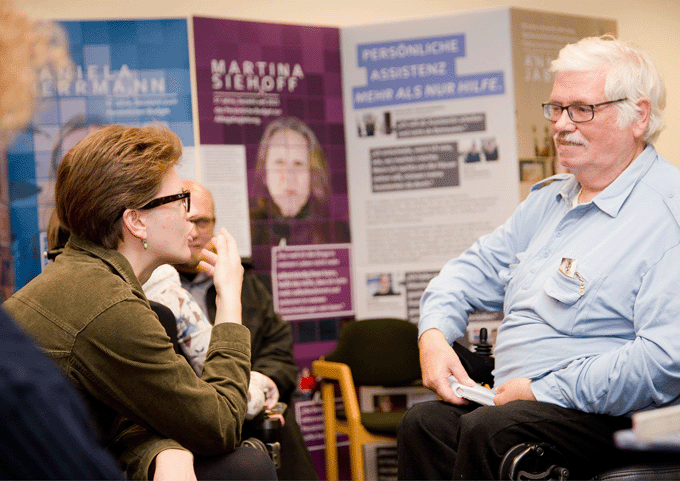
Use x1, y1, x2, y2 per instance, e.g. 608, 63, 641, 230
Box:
542, 98, 627, 123
189, 217, 216, 231
140, 190, 191, 213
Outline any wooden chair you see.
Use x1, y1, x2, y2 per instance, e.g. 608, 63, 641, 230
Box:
312, 318, 421, 481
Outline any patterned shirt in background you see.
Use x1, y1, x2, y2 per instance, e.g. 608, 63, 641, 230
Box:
143, 264, 212, 375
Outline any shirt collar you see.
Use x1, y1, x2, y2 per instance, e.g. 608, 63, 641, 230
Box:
193, 271, 212, 285
178, 269, 212, 287
557, 175, 581, 205
558, 144, 657, 217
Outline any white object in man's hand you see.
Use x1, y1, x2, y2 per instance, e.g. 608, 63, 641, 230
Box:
448, 376, 496, 406
419, 328, 474, 404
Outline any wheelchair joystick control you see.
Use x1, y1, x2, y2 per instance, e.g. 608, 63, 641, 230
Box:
475, 328, 493, 357
240, 402, 286, 469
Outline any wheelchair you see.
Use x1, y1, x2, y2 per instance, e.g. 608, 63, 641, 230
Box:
497, 440, 680, 481
498, 442, 570, 480
453, 334, 680, 481
239, 403, 285, 469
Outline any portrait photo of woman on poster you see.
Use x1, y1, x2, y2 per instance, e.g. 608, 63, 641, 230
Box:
250, 116, 349, 247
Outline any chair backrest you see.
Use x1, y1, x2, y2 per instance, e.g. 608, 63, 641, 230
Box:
324, 318, 421, 386
149, 300, 182, 356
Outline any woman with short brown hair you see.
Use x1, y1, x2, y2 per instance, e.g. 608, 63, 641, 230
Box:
4, 123, 276, 480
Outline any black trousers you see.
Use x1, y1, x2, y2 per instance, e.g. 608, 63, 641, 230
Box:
194, 446, 277, 480
397, 399, 635, 480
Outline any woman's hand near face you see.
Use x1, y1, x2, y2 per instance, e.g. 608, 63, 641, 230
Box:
198, 228, 243, 325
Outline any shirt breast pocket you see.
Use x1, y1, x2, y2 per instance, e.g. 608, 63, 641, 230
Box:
541, 262, 602, 336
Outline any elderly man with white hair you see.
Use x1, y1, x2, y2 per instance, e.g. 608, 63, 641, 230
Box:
398, 35, 680, 480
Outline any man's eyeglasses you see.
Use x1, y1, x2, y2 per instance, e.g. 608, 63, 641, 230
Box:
542, 98, 627, 123
140, 190, 191, 213
189, 217, 216, 231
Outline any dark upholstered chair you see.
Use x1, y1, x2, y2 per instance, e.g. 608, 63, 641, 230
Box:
312, 318, 421, 481
149, 300, 183, 356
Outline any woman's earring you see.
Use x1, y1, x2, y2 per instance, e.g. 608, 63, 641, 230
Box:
142, 238, 148, 250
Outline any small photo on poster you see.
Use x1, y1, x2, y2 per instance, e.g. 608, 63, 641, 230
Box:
481, 137, 499, 161
374, 394, 407, 413
460, 137, 500, 164
463, 139, 482, 164
367, 272, 401, 297
356, 110, 395, 138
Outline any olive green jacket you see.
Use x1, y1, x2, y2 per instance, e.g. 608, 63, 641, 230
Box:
3, 235, 251, 479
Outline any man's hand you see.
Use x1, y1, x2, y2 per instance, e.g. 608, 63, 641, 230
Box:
259, 372, 280, 410
419, 328, 474, 405
153, 449, 196, 481
246, 371, 280, 419
494, 378, 536, 405
200, 228, 243, 325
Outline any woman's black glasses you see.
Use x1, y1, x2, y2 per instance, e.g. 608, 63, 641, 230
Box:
140, 190, 190, 212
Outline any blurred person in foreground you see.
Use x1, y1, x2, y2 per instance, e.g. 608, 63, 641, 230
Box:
172, 179, 318, 480
398, 35, 680, 480
0, 0, 121, 478
3, 123, 276, 480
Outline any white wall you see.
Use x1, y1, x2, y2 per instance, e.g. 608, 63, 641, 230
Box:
14, 0, 680, 166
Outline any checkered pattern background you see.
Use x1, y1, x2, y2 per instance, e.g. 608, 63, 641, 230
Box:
193, 17, 351, 354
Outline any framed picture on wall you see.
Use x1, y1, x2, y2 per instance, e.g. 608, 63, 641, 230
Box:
519, 159, 547, 183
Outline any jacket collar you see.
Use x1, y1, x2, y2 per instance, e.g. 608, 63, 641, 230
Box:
66, 234, 144, 293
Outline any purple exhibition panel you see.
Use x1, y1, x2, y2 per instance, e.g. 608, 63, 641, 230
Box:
192, 16, 353, 398
192, 16, 351, 276
294, 397, 351, 480
272, 244, 353, 320
193, 19, 353, 478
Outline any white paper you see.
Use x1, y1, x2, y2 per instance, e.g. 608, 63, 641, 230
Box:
199, 144, 252, 258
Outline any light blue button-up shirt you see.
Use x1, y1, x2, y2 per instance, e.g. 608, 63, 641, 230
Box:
420, 145, 680, 416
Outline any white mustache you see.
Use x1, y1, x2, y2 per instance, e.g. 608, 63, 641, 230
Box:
554, 132, 589, 148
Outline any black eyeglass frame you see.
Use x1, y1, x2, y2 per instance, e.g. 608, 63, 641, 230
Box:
541, 98, 628, 123
188, 216, 216, 230
140, 190, 191, 212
